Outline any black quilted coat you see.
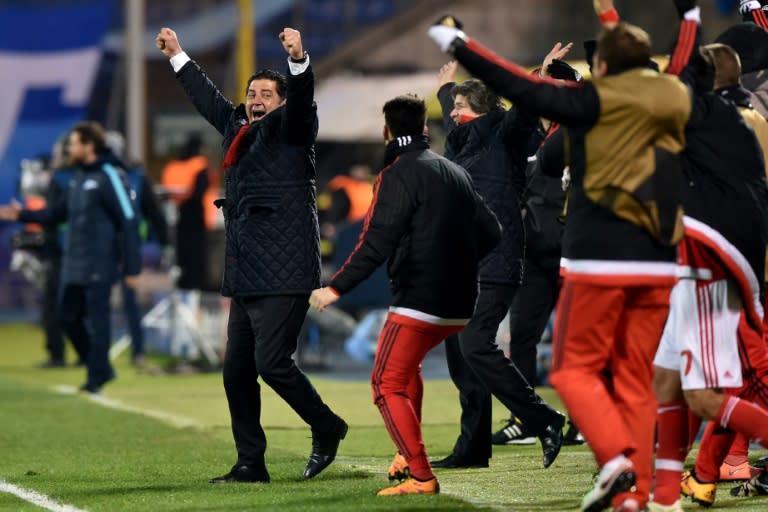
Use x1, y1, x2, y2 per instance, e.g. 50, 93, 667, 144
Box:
176, 60, 320, 296
438, 83, 536, 285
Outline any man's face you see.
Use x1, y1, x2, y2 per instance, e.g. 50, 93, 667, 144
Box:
246, 79, 285, 123
66, 131, 87, 165
450, 93, 480, 125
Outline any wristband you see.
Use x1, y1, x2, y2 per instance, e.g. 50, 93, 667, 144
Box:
599, 8, 620, 25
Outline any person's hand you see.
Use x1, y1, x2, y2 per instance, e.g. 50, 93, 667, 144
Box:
437, 61, 458, 88
541, 42, 574, 77
280, 28, 304, 60
309, 287, 340, 312
155, 27, 182, 58
0, 199, 22, 221
124, 274, 140, 289
593, 0, 619, 28
593, 0, 615, 15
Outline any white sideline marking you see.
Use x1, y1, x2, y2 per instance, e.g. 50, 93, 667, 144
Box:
0, 480, 87, 512
51, 385, 202, 429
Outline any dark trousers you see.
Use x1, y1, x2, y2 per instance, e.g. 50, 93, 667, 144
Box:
508, 258, 561, 385
42, 258, 65, 361
446, 283, 560, 459
121, 282, 144, 357
224, 295, 339, 467
60, 283, 113, 388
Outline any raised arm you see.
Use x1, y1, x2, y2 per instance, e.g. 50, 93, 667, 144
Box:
156, 27, 236, 136
329, 169, 413, 295
428, 20, 600, 128
281, 28, 318, 145
665, 1, 703, 85
436, 61, 459, 134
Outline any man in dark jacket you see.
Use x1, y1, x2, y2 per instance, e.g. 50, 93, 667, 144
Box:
156, 26, 346, 483
430, 60, 565, 469
0, 121, 141, 394
310, 94, 501, 496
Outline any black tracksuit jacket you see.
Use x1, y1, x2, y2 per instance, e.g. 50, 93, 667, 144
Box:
329, 137, 501, 319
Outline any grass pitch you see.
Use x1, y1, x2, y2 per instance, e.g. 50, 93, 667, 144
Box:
0, 322, 766, 511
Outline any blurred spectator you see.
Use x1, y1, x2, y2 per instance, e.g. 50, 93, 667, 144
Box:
104, 130, 169, 366
0, 121, 141, 393
319, 164, 374, 238
161, 133, 210, 293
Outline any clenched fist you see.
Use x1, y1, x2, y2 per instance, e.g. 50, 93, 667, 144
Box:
279, 28, 304, 60
155, 27, 182, 58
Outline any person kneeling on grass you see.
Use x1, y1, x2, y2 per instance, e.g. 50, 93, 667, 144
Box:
310, 94, 501, 496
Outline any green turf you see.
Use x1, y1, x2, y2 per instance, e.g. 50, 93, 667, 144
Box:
0, 322, 766, 511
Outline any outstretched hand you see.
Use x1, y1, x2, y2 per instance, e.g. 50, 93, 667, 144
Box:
155, 27, 182, 58
280, 28, 304, 60
541, 42, 574, 77
437, 61, 458, 88
309, 287, 340, 313
0, 199, 21, 222
592, 0, 615, 15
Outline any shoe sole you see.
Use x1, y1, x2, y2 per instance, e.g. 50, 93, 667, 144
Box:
503, 437, 536, 445
582, 470, 636, 512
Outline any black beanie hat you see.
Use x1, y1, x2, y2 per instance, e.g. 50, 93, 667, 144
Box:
715, 22, 768, 74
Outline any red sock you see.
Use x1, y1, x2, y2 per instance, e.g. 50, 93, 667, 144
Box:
723, 433, 749, 466
654, 401, 689, 505
687, 409, 703, 449
695, 421, 735, 482
716, 396, 768, 449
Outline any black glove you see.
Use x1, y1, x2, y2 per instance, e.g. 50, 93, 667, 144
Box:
547, 59, 582, 82
673, 0, 697, 18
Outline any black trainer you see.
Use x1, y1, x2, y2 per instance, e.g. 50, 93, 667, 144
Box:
491, 417, 536, 445
563, 420, 586, 446
209, 465, 270, 484
303, 418, 348, 479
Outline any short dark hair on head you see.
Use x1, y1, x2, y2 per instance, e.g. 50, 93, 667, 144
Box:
451, 79, 503, 114
246, 69, 287, 98
383, 94, 427, 138
71, 121, 106, 154
597, 22, 652, 75
703, 43, 741, 89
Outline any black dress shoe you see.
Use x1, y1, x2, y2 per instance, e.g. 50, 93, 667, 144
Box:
209, 465, 270, 484
539, 412, 565, 468
303, 418, 348, 479
430, 454, 489, 469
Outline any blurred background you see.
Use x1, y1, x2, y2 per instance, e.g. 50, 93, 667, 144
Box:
0, 0, 748, 370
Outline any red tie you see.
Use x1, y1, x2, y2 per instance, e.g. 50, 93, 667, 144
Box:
223, 124, 250, 168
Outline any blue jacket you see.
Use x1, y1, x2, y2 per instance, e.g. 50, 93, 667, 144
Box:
19, 158, 141, 285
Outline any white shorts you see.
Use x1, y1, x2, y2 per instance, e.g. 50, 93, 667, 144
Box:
654, 277, 743, 390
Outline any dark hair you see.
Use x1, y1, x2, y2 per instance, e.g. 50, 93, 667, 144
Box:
597, 22, 652, 75
246, 69, 287, 98
692, 46, 717, 93
703, 43, 741, 89
70, 121, 106, 154
382, 94, 427, 137
451, 79, 503, 114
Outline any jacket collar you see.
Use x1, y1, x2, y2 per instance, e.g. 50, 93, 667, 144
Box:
716, 85, 753, 109
383, 134, 430, 167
